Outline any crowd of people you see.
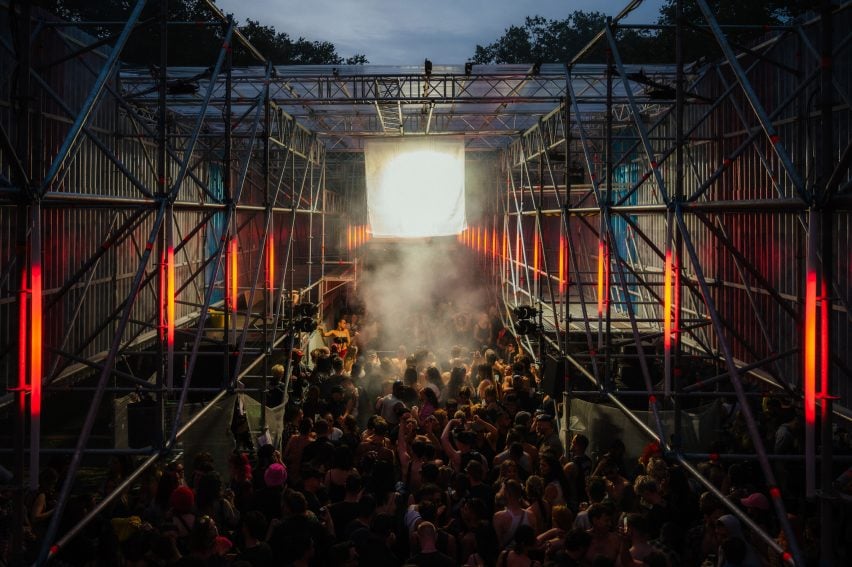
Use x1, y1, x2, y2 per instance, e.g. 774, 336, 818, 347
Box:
4, 306, 852, 567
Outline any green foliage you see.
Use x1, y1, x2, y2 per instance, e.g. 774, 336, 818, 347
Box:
471, 12, 662, 65
472, 2, 820, 65
655, 0, 817, 62
30, 0, 368, 65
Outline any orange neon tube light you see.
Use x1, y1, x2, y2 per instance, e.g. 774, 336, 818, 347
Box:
804, 269, 817, 426
663, 250, 673, 350
229, 238, 238, 311
559, 235, 565, 292
597, 241, 606, 316
159, 250, 166, 341
532, 230, 539, 280
167, 246, 175, 347
267, 235, 275, 290
492, 228, 497, 258
30, 263, 42, 418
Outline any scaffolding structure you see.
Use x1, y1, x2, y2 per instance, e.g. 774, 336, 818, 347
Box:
464, 2, 850, 566
0, 1, 850, 565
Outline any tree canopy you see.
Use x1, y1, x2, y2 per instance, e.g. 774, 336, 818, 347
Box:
470, 1, 819, 65
31, 0, 368, 65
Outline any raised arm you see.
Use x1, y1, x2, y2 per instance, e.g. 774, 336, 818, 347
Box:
441, 418, 462, 468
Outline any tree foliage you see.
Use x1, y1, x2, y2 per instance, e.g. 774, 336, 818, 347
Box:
472, 1, 820, 65
30, 0, 367, 65
471, 12, 662, 65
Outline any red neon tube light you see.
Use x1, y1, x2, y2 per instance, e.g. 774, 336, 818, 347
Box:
820, 279, 829, 397
267, 235, 275, 290
167, 246, 175, 347
597, 241, 606, 316
492, 228, 497, 258
30, 263, 42, 418
804, 269, 817, 426
559, 235, 565, 292
533, 230, 539, 280
663, 250, 673, 350
229, 238, 238, 312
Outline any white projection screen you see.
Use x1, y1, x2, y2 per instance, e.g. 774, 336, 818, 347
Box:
364, 137, 466, 238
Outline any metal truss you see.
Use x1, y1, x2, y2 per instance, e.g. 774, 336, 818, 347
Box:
0, 1, 339, 561
490, 3, 852, 566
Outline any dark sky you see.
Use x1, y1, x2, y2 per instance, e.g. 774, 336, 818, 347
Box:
214, 0, 665, 64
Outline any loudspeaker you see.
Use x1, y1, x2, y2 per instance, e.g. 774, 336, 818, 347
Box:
541, 354, 566, 398
127, 399, 162, 448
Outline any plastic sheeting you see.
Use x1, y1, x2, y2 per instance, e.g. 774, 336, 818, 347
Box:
567, 398, 724, 464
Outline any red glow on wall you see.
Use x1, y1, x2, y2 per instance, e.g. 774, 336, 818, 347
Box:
229, 238, 238, 312
597, 240, 606, 316
167, 246, 175, 347
664, 249, 673, 350
30, 263, 42, 418
804, 270, 817, 426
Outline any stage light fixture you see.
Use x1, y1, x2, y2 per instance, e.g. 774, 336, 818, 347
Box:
297, 317, 318, 333
515, 319, 537, 336
425, 58, 433, 76
512, 305, 538, 336
512, 305, 538, 320
464, 62, 473, 76
295, 302, 317, 317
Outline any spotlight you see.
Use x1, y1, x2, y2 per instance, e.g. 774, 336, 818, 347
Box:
512, 305, 539, 336
295, 302, 317, 317
512, 305, 538, 320
296, 317, 317, 333
424, 58, 433, 76
464, 61, 473, 76
515, 319, 537, 336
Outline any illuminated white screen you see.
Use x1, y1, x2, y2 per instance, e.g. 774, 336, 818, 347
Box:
364, 138, 466, 238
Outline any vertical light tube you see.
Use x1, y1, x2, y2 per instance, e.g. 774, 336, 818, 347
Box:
267, 235, 275, 291
30, 206, 42, 488
492, 228, 497, 258
533, 229, 539, 281
167, 246, 175, 347
559, 234, 566, 292
229, 237, 238, 312
804, 269, 817, 429
347, 225, 352, 252
664, 250, 673, 350
597, 240, 606, 316
820, 279, 829, 396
